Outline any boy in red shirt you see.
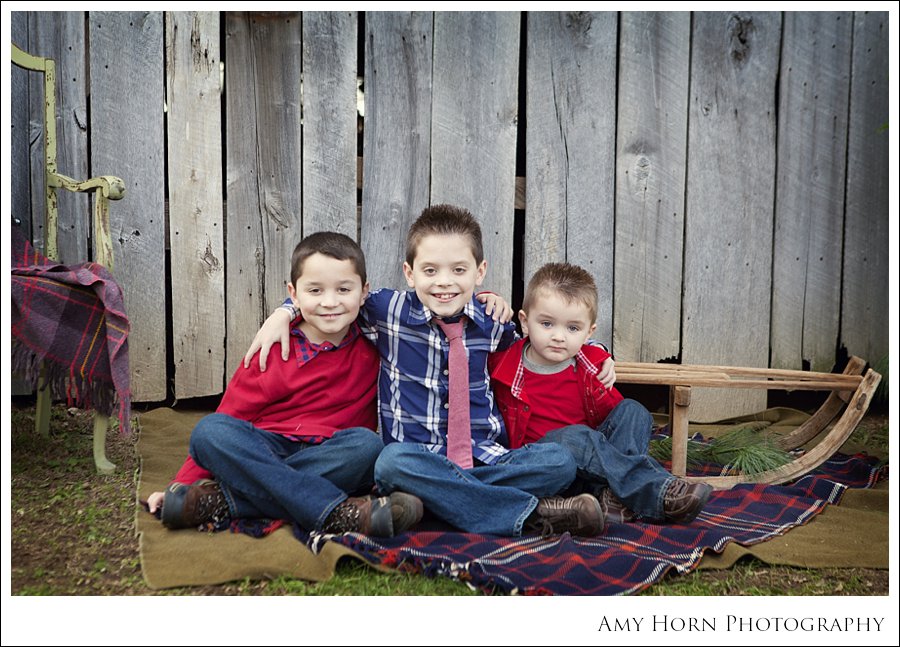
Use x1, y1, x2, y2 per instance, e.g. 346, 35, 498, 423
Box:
489, 262, 713, 524
147, 232, 422, 537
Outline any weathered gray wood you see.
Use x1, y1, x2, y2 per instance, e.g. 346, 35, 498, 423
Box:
613, 12, 690, 361
301, 12, 358, 239
27, 11, 89, 264
432, 12, 519, 299
771, 13, 852, 372
11, 12, 31, 241
361, 12, 433, 290
526, 12, 618, 345
682, 12, 781, 421
842, 12, 889, 366
11, 11, 32, 396
89, 11, 167, 401
225, 12, 303, 374
166, 12, 225, 398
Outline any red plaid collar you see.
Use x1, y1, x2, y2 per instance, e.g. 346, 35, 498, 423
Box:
291, 321, 360, 367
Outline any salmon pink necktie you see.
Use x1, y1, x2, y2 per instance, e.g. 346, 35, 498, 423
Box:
434, 318, 473, 469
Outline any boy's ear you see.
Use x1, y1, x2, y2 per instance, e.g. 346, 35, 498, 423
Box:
588, 322, 597, 338
360, 281, 370, 304
475, 260, 487, 286
286, 282, 300, 306
402, 262, 416, 288
517, 309, 529, 336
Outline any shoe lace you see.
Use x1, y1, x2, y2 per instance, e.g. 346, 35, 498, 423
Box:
534, 498, 579, 537
322, 500, 360, 534
196, 487, 229, 527
665, 478, 690, 502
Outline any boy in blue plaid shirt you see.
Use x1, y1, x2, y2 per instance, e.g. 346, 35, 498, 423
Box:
246, 205, 607, 536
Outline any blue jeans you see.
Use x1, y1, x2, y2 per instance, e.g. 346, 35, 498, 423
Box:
188, 413, 384, 530
374, 441, 575, 536
538, 399, 673, 520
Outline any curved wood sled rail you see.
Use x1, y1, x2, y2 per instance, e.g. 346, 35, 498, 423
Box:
615, 357, 881, 488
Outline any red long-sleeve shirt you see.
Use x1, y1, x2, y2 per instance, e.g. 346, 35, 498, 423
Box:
171, 323, 379, 484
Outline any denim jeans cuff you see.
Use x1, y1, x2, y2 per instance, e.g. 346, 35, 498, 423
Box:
512, 496, 539, 537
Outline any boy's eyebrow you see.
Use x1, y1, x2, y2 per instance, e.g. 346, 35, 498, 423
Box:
532, 310, 591, 324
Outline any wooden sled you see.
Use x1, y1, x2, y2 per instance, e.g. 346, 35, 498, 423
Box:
616, 357, 882, 489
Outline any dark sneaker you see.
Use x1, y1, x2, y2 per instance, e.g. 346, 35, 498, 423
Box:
599, 488, 637, 524
526, 493, 606, 537
161, 479, 230, 529
322, 492, 423, 537
663, 478, 713, 524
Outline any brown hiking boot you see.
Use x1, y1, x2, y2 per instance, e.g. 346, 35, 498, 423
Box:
599, 488, 637, 524
526, 493, 606, 537
161, 479, 230, 529
663, 478, 713, 524
322, 492, 423, 537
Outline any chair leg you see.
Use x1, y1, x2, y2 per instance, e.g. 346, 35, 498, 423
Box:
35, 368, 52, 438
93, 414, 116, 474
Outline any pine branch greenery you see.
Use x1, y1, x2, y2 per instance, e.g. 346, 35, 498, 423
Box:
649, 425, 792, 476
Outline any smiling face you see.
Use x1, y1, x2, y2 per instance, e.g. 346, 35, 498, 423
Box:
288, 253, 369, 345
519, 290, 596, 366
402, 233, 487, 319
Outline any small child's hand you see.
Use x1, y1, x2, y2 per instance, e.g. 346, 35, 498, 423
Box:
147, 491, 165, 514
597, 356, 616, 389
243, 308, 293, 371
477, 292, 513, 323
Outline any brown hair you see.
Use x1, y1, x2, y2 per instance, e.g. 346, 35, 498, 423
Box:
291, 231, 367, 286
522, 262, 598, 322
405, 204, 484, 266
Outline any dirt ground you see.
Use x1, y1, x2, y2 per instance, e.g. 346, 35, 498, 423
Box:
8, 400, 890, 596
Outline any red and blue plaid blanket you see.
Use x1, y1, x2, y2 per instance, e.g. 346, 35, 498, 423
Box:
229, 449, 885, 595
11, 228, 132, 433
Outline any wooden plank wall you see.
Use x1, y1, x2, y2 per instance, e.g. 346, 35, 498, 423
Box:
613, 12, 690, 363
682, 12, 782, 420
11, 13, 31, 240
89, 11, 168, 402
771, 13, 852, 373
526, 11, 618, 345
27, 12, 90, 265
301, 12, 359, 239
360, 12, 433, 291
842, 11, 889, 368
10, 11, 890, 415
224, 12, 303, 374
431, 12, 519, 299
166, 12, 225, 398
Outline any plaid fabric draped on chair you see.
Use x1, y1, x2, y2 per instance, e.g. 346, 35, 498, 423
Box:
11, 227, 132, 433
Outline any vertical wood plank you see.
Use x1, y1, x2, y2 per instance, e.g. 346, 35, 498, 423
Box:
361, 12, 433, 290
225, 12, 303, 373
301, 12, 358, 238
613, 12, 690, 361
90, 11, 167, 401
842, 11, 889, 366
11, 12, 32, 396
432, 12, 519, 299
27, 11, 90, 264
526, 11, 618, 344
771, 13, 852, 372
682, 12, 781, 421
11, 12, 31, 241
166, 11, 225, 398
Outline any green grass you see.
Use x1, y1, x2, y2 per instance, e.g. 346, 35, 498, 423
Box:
644, 558, 880, 596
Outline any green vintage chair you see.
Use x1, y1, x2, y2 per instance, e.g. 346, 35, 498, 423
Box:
12, 42, 126, 473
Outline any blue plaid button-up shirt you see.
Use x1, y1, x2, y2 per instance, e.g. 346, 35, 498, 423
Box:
361, 288, 518, 465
